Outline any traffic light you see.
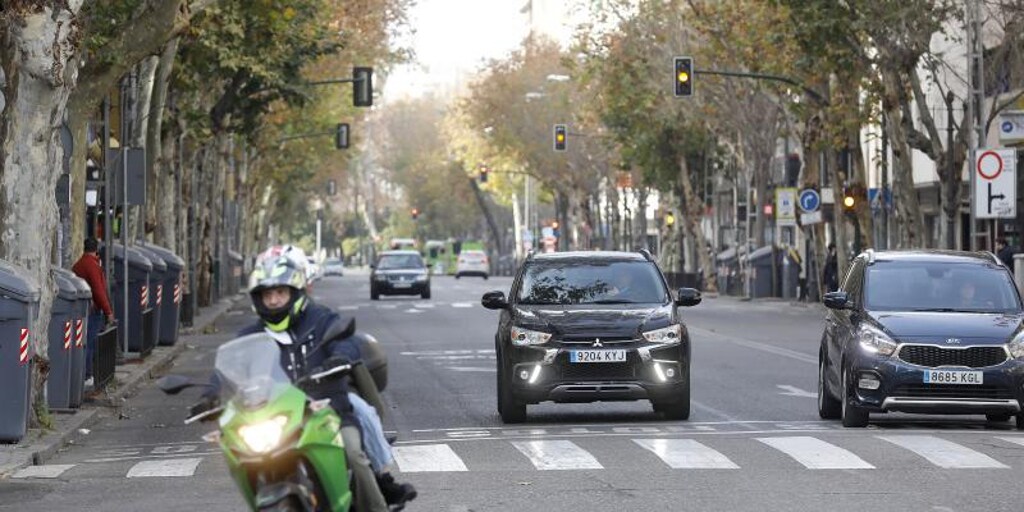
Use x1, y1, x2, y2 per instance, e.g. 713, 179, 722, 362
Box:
674, 56, 694, 97
664, 212, 675, 227
353, 67, 373, 107
842, 186, 858, 214
335, 123, 350, 149
479, 166, 489, 183
553, 124, 567, 151
411, 208, 419, 220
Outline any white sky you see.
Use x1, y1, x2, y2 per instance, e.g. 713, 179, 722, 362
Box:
383, 0, 577, 101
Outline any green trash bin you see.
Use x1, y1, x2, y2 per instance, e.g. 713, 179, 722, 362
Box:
0, 260, 40, 443
47, 269, 79, 411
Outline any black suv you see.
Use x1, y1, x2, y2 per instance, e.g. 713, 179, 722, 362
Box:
482, 251, 701, 423
370, 250, 431, 300
818, 250, 1024, 428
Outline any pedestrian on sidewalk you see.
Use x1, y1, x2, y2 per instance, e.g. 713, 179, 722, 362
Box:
822, 243, 839, 293
72, 238, 115, 381
996, 237, 1015, 273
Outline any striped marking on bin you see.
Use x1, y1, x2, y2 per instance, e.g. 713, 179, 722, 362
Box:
19, 328, 29, 364
74, 318, 84, 348
156, 284, 164, 306
140, 285, 149, 307
173, 283, 182, 304
63, 320, 73, 350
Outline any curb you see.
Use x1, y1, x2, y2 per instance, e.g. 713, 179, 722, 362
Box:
0, 293, 245, 478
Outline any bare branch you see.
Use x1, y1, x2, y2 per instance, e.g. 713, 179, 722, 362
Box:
985, 89, 1024, 134
909, 70, 945, 159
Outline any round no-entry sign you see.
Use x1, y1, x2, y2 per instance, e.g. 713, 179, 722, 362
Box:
977, 150, 1003, 180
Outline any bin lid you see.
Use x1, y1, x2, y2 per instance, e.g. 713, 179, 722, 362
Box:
135, 246, 168, 272
744, 245, 776, 262
139, 242, 185, 270
65, 272, 92, 299
0, 259, 40, 303
51, 268, 80, 300
109, 243, 153, 272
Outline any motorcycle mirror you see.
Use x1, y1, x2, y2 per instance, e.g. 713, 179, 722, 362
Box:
157, 375, 195, 395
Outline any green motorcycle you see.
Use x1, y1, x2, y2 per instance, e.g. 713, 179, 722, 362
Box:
159, 333, 357, 512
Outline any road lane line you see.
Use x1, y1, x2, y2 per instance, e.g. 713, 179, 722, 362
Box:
126, 458, 203, 477
776, 385, 817, 398
634, 439, 738, 469
452, 302, 474, 308
12, 464, 76, 479
511, 440, 603, 470
758, 436, 874, 469
878, 435, 1008, 468
393, 444, 468, 472
996, 436, 1024, 448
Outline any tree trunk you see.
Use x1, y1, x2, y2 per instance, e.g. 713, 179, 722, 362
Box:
680, 157, 717, 293
129, 57, 158, 241
883, 106, 925, 249
0, 1, 83, 426
753, 153, 768, 248
149, 38, 180, 250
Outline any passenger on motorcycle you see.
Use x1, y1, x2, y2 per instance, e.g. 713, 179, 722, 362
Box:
217, 255, 415, 510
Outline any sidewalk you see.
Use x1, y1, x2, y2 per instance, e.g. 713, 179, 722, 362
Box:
0, 293, 246, 478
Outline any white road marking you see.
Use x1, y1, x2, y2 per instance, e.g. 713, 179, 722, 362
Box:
447, 366, 497, 373
634, 439, 739, 469
414, 303, 435, 309
511, 440, 603, 470
878, 435, 1008, 468
405, 309, 424, 314
126, 457, 203, 477
376, 305, 397, 310
452, 302, 474, 308
758, 436, 874, 469
996, 436, 1024, 448
776, 385, 817, 398
393, 444, 468, 472
336, 305, 360, 311
12, 464, 76, 479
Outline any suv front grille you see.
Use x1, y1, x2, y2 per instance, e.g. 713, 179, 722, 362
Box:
898, 345, 1007, 368
892, 384, 1014, 400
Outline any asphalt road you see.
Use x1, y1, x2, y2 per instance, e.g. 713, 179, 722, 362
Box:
4, 269, 1024, 511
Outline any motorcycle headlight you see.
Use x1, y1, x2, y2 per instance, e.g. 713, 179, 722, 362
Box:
510, 326, 552, 346
238, 415, 288, 454
643, 324, 682, 344
858, 325, 897, 357
1007, 331, 1024, 359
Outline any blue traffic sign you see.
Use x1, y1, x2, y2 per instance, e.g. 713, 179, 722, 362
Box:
868, 187, 892, 211
1003, 120, 1014, 133
798, 189, 820, 213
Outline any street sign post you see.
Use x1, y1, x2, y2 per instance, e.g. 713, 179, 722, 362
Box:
798, 188, 820, 213
974, 148, 1016, 219
800, 211, 823, 225
776, 188, 797, 226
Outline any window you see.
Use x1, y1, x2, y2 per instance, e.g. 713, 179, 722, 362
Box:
517, 261, 668, 305
864, 261, 1022, 313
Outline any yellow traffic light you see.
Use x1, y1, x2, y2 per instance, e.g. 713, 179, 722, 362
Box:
843, 195, 855, 208
677, 71, 690, 83
664, 212, 675, 227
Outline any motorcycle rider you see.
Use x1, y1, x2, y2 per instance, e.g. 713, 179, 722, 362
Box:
206, 255, 415, 510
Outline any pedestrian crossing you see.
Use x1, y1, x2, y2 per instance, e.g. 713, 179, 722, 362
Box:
11, 434, 1024, 480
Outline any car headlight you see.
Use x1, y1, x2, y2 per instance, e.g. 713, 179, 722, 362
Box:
1007, 332, 1024, 359
858, 325, 897, 356
374, 274, 387, 281
415, 274, 428, 282
510, 326, 552, 346
643, 324, 682, 344
238, 415, 288, 454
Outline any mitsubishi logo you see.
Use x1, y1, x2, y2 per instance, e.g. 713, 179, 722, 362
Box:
945, 338, 962, 345
593, 338, 603, 348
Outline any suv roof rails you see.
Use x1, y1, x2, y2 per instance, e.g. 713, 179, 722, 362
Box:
637, 248, 654, 262
982, 251, 1002, 266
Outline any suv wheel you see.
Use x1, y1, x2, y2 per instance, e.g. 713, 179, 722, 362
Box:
840, 366, 869, 428
653, 364, 690, 420
1016, 414, 1024, 430
497, 362, 526, 423
421, 286, 431, 300
370, 286, 380, 301
818, 350, 841, 419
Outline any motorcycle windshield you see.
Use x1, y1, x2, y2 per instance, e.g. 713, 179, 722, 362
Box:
214, 333, 291, 409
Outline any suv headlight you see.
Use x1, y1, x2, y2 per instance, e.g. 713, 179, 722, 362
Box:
859, 325, 897, 356
415, 274, 428, 282
510, 326, 551, 346
643, 324, 682, 344
238, 415, 288, 454
1007, 331, 1024, 359
374, 274, 387, 281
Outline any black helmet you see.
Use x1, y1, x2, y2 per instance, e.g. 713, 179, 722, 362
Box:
247, 255, 308, 332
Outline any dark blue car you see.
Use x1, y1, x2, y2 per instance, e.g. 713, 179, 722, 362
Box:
818, 250, 1024, 428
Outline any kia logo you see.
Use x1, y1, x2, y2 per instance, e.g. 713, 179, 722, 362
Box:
945, 338, 962, 345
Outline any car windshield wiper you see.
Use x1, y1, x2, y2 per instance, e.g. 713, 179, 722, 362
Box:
590, 299, 637, 304
911, 307, 980, 313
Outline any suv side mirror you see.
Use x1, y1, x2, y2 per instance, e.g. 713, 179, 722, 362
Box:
823, 291, 851, 310
481, 290, 509, 310
676, 287, 702, 307
369, 263, 376, 269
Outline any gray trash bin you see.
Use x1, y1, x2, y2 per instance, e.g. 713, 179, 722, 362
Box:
746, 246, 777, 299
780, 247, 802, 300
109, 244, 153, 356
67, 273, 91, 408
47, 269, 79, 411
0, 260, 40, 443
135, 246, 166, 352
140, 243, 185, 346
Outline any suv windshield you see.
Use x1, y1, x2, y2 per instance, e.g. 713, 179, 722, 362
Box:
865, 261, 1022, 313
378, 254, 424, 270
517, 261, 668, 305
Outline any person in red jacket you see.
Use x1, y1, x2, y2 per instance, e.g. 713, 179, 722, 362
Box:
72, 238, 115, 380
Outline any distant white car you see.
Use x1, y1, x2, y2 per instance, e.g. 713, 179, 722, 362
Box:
455, 250, 489, 279
322, 258, 345, 276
